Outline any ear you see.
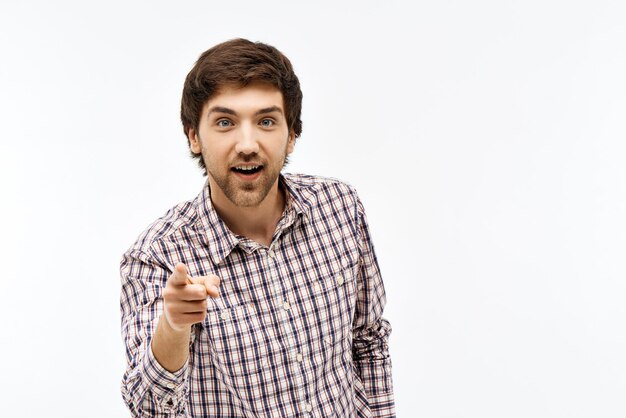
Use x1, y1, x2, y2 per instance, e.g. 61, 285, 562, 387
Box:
286, 130, 296, 155
188, 128, 202, 154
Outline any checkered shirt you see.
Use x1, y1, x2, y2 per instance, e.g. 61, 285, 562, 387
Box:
120, 173, 395, 417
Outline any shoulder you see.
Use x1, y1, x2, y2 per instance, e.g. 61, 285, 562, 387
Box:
282, 173, 363, 222
283, 173, 360, 202
124, 198, 201, 258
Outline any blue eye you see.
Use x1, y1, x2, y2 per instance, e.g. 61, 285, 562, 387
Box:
217, 119, 232, 128
260, 119, 274, 127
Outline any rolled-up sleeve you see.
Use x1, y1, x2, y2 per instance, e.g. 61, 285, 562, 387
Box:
120, 249, 191, 417
352, 196, 396, 417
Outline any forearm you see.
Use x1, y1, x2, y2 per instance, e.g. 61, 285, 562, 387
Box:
353, 318, 395, 417
152, 314, 192, 372
121, 334, 191, 417
121, 313, 193, 417
120, 251, 193, 417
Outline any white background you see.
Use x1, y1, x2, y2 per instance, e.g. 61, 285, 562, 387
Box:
1, 1, 625, 417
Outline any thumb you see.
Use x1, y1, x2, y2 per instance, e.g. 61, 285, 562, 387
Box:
191, 274, 220, 298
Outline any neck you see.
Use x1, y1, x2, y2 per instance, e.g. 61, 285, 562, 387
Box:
209, 179, 285, 247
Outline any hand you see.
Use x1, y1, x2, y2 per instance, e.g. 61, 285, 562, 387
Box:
162, 262, 220, 332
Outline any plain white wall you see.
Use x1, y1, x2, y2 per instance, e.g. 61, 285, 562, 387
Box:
1, 1, 625, 417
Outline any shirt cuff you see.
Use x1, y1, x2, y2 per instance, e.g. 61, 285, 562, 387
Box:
141, 341, 189, 413
368, 390, 397, 418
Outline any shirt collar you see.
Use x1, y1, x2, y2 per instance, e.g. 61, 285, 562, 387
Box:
279, 174, 309, 220
195, 174, 310, 265
195, 180, 240, 265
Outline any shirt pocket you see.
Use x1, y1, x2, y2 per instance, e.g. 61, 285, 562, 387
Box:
310, 263, 358, 338
202, 302, 269, 381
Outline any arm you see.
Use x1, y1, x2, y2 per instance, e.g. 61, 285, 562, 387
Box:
153, 263, 219, 372
120, 251, 219, 417
352, 197, 396, 418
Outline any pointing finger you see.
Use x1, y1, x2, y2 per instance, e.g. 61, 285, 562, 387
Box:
169, 262, 192, 286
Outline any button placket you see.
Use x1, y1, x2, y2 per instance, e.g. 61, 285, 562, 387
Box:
336, 273, 344, 286
265, 238, 310, 411
220, 309, 231, 321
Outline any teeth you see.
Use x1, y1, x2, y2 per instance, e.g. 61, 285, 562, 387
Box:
235, 165, 260, 171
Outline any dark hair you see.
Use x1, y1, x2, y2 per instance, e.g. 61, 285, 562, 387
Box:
180, 38, 303, 175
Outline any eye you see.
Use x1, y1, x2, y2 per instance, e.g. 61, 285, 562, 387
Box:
217, 119, 232, 128
259, 118, 275, 128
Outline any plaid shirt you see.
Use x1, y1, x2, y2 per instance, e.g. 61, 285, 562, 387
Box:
120, 173, 395, 417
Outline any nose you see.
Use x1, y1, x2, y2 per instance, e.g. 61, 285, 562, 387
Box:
234, 125, 260, 155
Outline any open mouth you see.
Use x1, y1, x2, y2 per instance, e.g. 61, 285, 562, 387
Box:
231, 165, 264, 175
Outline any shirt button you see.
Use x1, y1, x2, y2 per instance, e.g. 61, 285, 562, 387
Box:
296, 352, 303, 362
283, 301, 290, 311
221, 310, 231, 320
166, 382, 175, 389
305, 403, 313, 412
268, 249, 275, 258
336, 275, 344, 286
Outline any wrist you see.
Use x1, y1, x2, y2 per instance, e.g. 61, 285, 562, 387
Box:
152, 314, 192, 372
162, 312, 192, 335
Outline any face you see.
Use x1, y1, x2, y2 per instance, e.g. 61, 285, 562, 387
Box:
188, 82, 295, 208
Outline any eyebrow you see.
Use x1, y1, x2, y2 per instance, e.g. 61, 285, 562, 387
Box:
255, 106, 283, 116
207, 105, 283, 117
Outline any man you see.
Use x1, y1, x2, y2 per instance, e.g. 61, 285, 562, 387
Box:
120, 38, 395, 417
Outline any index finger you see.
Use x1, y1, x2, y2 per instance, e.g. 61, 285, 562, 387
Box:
169, 262, 192, 286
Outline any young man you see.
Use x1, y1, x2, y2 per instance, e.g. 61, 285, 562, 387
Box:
120, 38, 395, 417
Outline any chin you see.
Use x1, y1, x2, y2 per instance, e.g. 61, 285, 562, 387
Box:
228, 191, 265, 208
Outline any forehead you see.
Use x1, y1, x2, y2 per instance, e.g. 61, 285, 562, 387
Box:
204, 82, 285, 115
